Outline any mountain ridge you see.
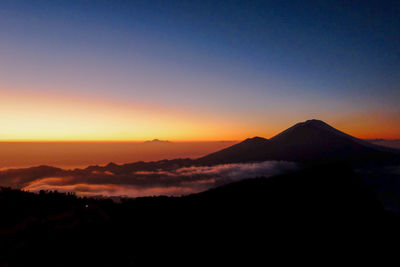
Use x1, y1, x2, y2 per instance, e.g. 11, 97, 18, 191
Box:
198, 119, 399, 165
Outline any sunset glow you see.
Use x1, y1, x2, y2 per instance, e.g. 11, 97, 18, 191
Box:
0, 1, 398, 142
1, 89, 399, 141
0, 90, 244, 141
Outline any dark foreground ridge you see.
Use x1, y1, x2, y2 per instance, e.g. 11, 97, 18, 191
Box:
1, 164, 399, 266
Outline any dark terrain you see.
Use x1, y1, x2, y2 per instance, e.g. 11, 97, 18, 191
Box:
1, 165, 399, 266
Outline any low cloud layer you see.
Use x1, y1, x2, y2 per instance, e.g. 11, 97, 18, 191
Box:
1, 161, 297, 197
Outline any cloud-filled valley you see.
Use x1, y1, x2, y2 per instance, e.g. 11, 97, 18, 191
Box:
0, 161, 298, 197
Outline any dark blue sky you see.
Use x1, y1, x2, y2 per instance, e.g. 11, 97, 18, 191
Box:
0, 0, 399, 140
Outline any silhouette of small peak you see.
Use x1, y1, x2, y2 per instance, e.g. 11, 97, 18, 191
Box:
106, 162, 118, 168
143, 139, 171, 144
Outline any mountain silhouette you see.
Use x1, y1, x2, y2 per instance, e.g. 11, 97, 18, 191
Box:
143, 139, 171, 144
198, 119, 399, 164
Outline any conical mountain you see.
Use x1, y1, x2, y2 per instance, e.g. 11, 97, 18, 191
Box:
198, 119, 397, 164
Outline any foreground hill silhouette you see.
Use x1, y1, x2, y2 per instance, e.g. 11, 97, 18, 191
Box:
199, 119, 399, 165
1, 164, 398, 266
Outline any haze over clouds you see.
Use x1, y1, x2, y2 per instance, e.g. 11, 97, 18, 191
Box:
7, 161, 298, 197
0, 141, 237, 169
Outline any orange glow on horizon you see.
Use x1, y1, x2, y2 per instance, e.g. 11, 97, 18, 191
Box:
0, 89, 249, 141
1, 88, 399, 141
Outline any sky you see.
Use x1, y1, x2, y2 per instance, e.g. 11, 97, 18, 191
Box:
0, 0, 399, 141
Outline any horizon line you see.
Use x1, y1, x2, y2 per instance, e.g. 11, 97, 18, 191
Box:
0, 139, 241, 143
0, 137, 399, 143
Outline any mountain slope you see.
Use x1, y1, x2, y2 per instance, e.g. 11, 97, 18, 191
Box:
198, 119, 398, 164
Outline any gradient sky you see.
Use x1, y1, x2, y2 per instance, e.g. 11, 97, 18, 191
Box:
0, 0, 399, 141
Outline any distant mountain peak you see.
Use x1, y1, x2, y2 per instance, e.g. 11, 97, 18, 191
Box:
143, 139, 171, 144
106, 162, 118, 168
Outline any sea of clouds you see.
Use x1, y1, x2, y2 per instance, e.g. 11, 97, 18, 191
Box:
1, 161, 298, 197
